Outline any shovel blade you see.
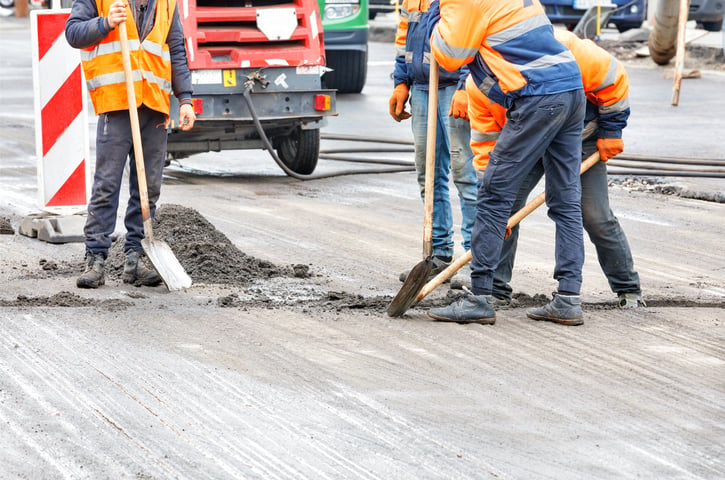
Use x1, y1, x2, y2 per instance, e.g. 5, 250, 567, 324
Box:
141, 238, 192, 291
387, 257, 433, 317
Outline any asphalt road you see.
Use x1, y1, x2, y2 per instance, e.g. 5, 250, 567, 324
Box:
1, 16, 725, 480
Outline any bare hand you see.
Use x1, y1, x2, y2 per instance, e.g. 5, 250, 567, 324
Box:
179, 103, 196, 131
107, 2, 128, 29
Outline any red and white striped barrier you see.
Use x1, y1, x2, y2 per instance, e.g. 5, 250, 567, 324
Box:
31, 9, 90, 214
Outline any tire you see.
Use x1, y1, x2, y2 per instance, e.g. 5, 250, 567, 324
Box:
702, 19, 723, 32
616, 23, 641, 33
324, 49, 367, 94
276, 127, 320, 175
0, 0, 15, 8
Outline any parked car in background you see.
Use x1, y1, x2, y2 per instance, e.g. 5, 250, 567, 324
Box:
319, 0, 369, 93
541, 0, 647, 33
689, 0, 724, 31
368, 0, 394, 19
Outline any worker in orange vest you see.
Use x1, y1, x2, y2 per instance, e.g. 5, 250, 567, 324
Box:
468, 29, 645, 312
66, 0, 195, 288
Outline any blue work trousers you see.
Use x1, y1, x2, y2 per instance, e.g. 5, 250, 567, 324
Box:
471, 90, 586, 296
492, 140, 641, 300
84, 106, 168, 257
410, 84, 478, 257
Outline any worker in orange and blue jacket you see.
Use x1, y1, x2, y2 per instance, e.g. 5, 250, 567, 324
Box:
389, 0, 478, 287
467, 29, 644, 311
426, 0, 588, 326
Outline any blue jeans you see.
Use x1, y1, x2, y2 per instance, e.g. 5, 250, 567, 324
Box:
492, 140, 641, 300
84, 106, 168, 257
471, 90, 586, 296
410, 84, 478, 257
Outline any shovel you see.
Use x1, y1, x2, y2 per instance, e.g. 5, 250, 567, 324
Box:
118, 22, 192, 291
388, 151, 601, 316
386, 56, 440, 317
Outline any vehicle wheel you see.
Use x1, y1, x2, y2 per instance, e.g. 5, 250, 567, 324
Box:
324, 49, 367, 94
0, 0, 15, 9
616, 23, 641, 33
702, 19, 723, 32
369, 11, 377, 20
276, 127, 320, 175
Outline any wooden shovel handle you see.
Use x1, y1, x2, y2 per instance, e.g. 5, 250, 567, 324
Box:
415, 151, 601, 302
119, 22, 154, 241
422, 56, 439, 259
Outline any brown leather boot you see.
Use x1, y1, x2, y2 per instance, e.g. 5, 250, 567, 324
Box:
123, 250, 162, 287
77, 253, 105, 289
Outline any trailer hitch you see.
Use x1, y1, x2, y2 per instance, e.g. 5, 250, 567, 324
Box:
244, 70, 270, 91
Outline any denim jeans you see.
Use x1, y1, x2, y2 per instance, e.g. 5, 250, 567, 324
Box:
492, 140, 641, 300
410, 84, 478, 257
84, 106, 168, 257
471, 90, 586, 296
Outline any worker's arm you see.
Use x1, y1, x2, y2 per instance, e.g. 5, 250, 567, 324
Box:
430, 0, 486, 72
167, 6, 195, 130
65, 0, 125, 49
466, 76, 504, 172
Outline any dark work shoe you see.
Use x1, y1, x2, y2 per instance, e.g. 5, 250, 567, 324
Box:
449, 265, 471, 290
492, 295, 518, 309
526, 292, 583, 326
399, 255, 452, 283
618, 292, 646, 309
77, 253, 105, 289
123, 250, 163, 287
427, 290, 496, 325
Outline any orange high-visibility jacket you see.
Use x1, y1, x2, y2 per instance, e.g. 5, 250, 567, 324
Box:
80, 0, 176, 115
430, 0, 582, 101
468, 30, 631, 171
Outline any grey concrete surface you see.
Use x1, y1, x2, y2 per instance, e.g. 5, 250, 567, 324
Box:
1, 15, 724, 480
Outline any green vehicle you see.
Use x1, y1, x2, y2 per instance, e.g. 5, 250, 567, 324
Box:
319, 0, 369, 94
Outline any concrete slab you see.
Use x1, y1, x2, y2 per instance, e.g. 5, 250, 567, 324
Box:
19, 213, 86, 244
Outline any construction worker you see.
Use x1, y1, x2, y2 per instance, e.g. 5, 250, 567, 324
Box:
66, 0, 195, 288
426, 0, 587, 325
389, 0, 478, 286
468, 29, 645, 312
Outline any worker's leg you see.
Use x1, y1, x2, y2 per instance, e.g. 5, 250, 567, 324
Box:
580, 143, 641, 295
84, 111, 134, 257
124, 106, 168, 254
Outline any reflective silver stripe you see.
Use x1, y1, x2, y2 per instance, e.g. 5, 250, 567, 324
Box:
598, 96, 629, 115
478, 76, 497, 97
422, 51, 430, 65
582, 120, 598, 140
590, 57, 619, 93
407, 10, 421, 23
396, 46, 407, 56
486, 14, 550, 46
80, 39, 169, 62
86, 69, 171, 94
519, 50, 575, 71
400, 7, 408, 18
431, 29, 478, 61
472, 130, 500, 142
405, 51, 413, 64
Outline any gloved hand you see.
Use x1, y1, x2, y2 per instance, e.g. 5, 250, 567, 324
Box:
504, 225, 512, 240
389, 84, 411, 122
597, 138, 624, 162
449, 89, 469, 120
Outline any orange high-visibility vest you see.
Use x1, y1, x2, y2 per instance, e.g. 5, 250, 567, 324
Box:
80, 0, 176, 115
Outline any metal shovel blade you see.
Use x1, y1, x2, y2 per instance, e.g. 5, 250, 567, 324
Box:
387, 257, 433, 317
142, 238, 192, 291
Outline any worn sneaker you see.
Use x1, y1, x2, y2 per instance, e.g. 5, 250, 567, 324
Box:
526, 292, 583, 326
618, 292, 646, 309
450, 265, 471, 290
77, 252, 105, 289
399, 255, 452, 283
123, 250, 163, 287
427, 290, 496, 325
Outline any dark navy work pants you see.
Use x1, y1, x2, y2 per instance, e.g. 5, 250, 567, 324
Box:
471, 89, 586, 296
84, 106, 168, 257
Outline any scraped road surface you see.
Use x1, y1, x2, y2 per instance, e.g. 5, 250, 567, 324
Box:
1, 17, 724, 479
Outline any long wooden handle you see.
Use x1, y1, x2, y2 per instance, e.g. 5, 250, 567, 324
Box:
119, 22, 154, 241
415, 151, 601, 301
422, 56, 439, 258
671, 0, 689, 106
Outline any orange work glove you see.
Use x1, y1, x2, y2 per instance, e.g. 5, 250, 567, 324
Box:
389, 84, 411, 122
449, 89, 469, 120
504, 225, 512, 240
597, 138, 624, 162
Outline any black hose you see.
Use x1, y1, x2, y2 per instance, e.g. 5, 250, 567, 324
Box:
242, 88, 414, 180
318, 154, 415, 166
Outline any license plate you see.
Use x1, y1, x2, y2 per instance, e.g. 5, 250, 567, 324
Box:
573, 0, 614, 10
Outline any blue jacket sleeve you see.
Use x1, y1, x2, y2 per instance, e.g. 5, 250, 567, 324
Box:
65, 0, 111, 49
168, 6, 193, 102
598, 108, 629, 139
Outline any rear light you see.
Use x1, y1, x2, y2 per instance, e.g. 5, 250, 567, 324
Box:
192, 98, 203, 115
314, 94, 331, 111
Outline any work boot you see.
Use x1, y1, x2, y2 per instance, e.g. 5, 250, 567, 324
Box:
77, 252, 105, 289
618, 292, 646, 309
399, 255, 452, 283
526, 292, 583, 326
123, 250, 163, 287
450, 265, 471, 290
492, 295, 518, 309
427, 289, 496, 325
